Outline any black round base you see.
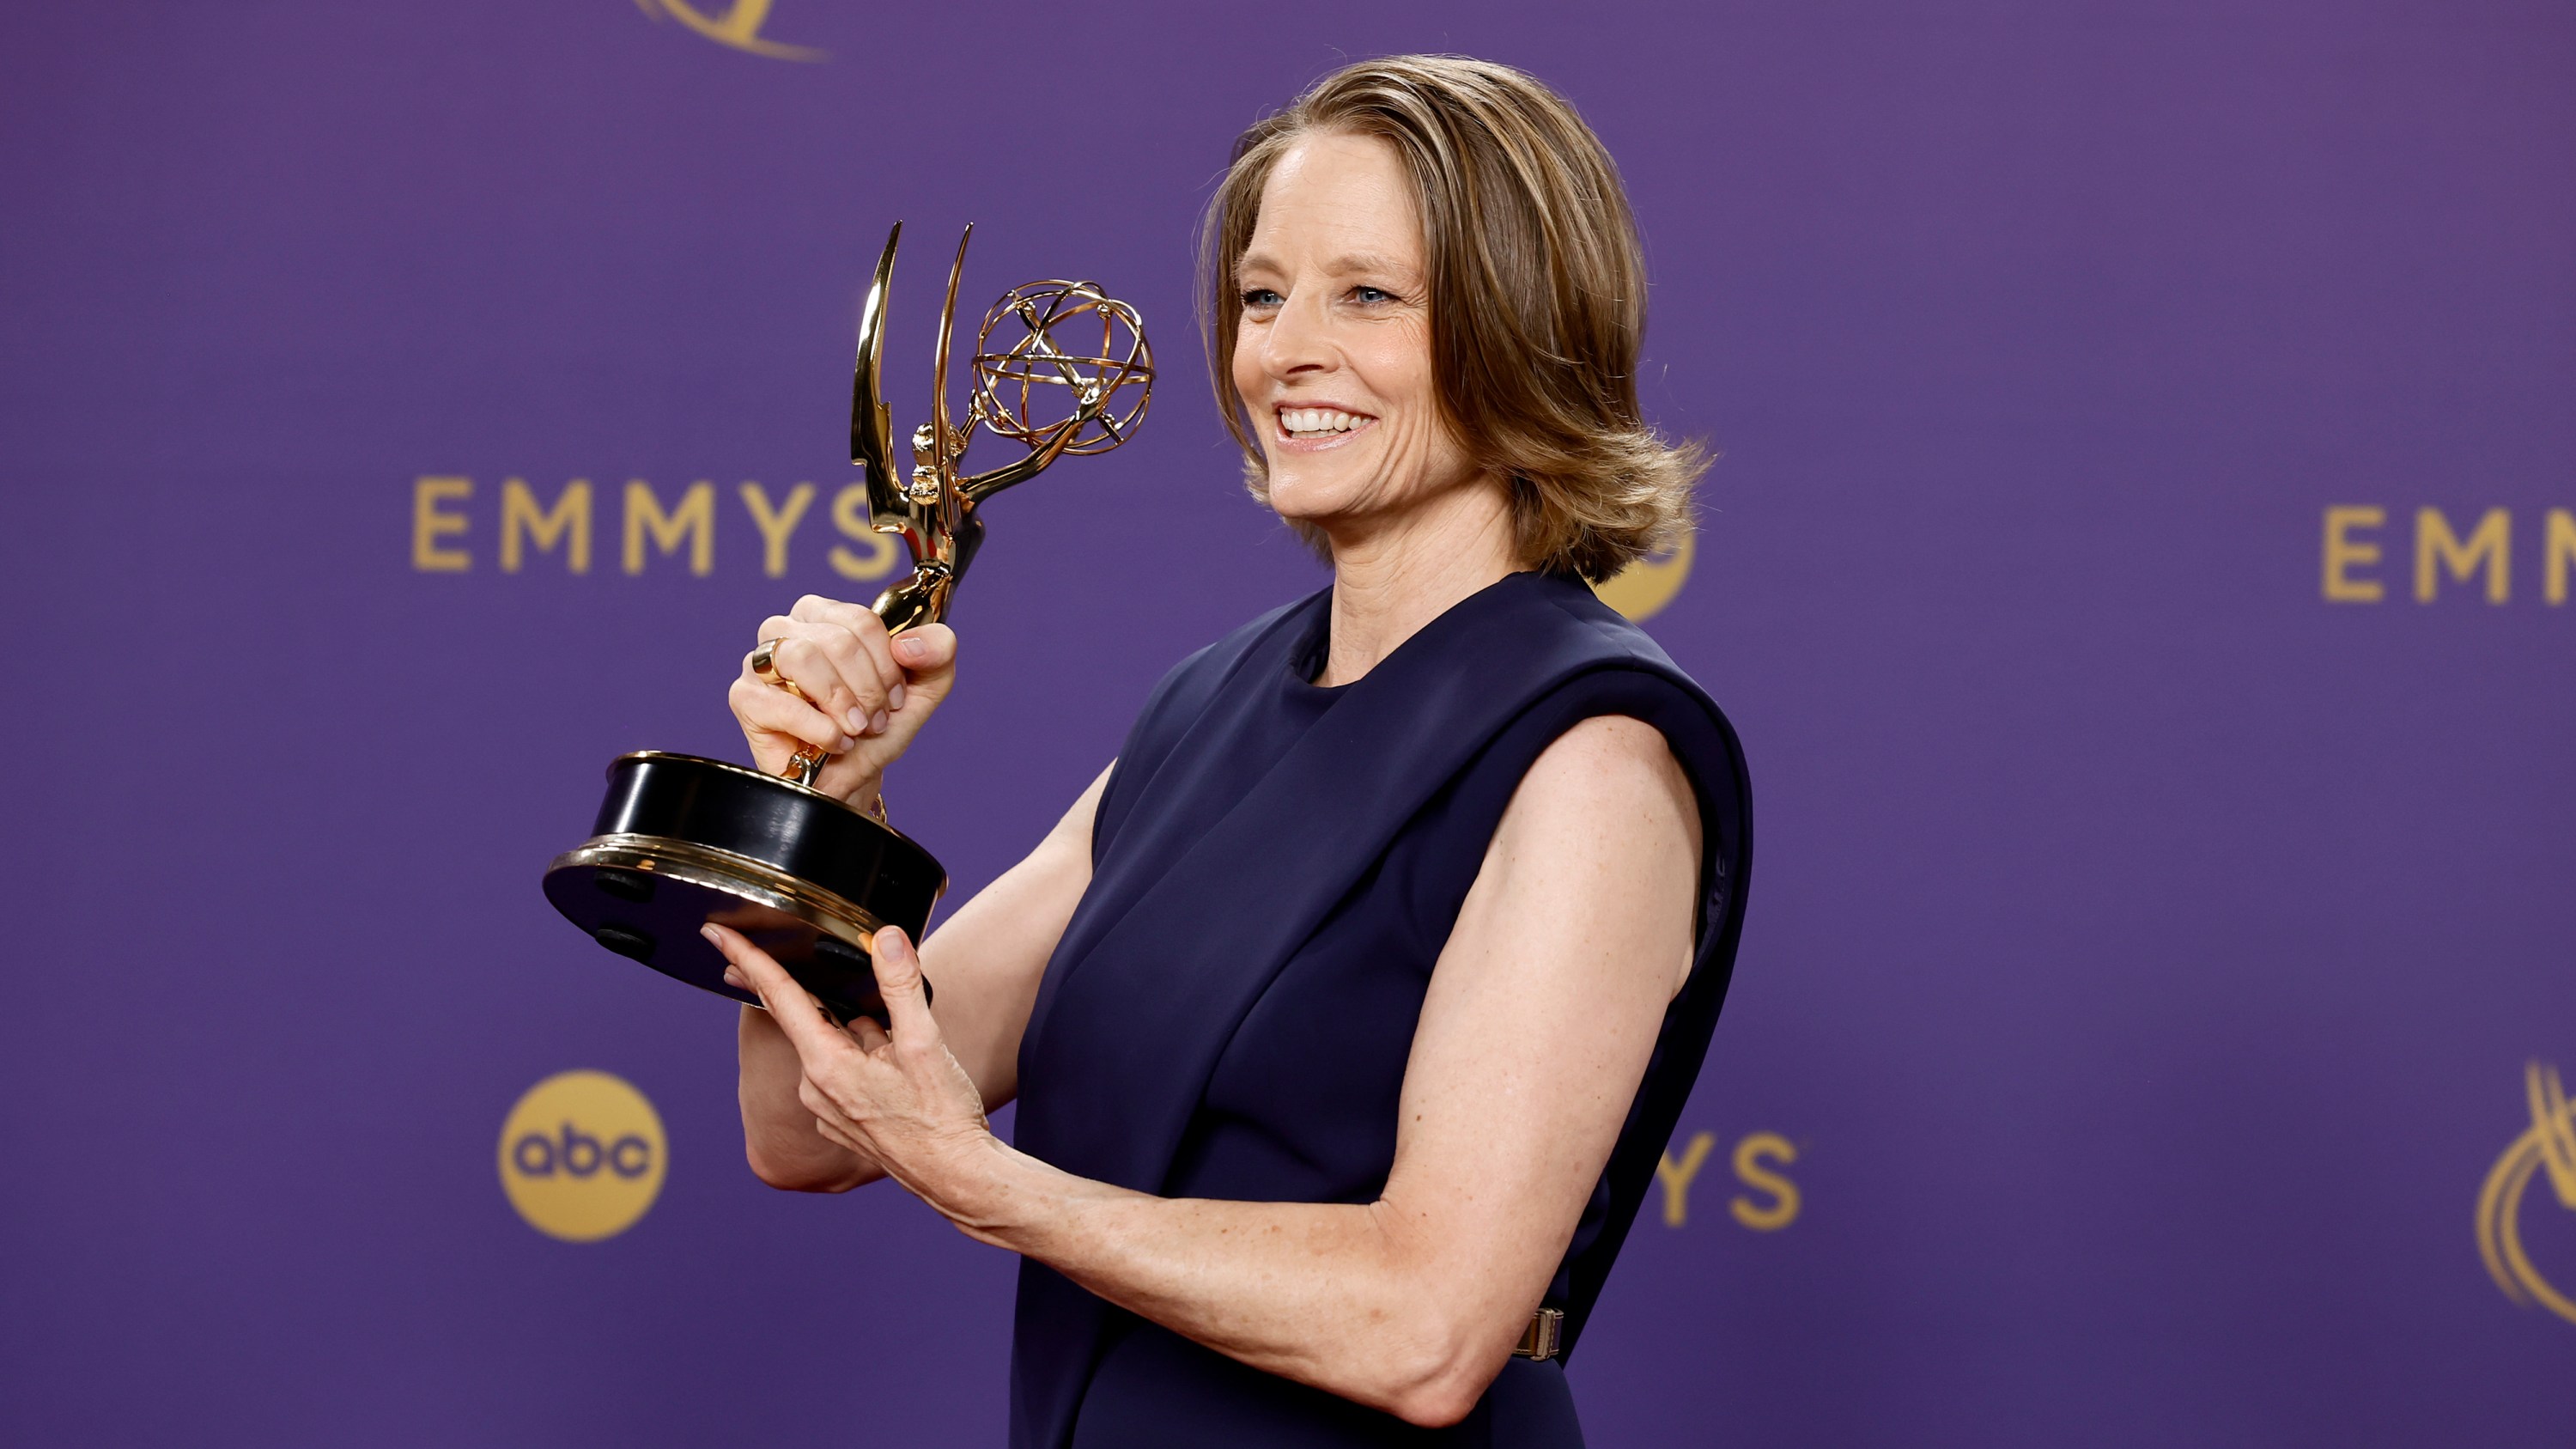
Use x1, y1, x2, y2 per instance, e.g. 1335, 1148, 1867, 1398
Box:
543, 855, 914, 1024
541, 752, 948, 1025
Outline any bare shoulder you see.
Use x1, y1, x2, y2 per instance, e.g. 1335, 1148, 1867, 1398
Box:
1483, 715, 1701, 919
1506, 715, 1695, 834
1453, 718, 1702, 1004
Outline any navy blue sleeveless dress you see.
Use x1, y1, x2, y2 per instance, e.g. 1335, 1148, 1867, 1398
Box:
1009, 570, 1752, 1448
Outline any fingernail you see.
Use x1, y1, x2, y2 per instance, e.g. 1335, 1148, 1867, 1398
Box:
846, 707, 869, 734
872, 709, 890, 734
722, 965, 745, 989
894, 636, 927, 661
836, 734, 859, 752
700, 923, 723, 945
889, 683, 906, 710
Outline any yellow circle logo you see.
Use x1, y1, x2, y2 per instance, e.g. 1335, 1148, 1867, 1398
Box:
498, 1070, 667, 1242
2476, 1061, 2576, 1325
1594, 531, 1695, 623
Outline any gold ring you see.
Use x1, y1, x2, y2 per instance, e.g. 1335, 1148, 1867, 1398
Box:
750, 640, 812, 703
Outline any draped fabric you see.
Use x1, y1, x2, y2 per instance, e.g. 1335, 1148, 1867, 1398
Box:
1007, 572, 1753, 1448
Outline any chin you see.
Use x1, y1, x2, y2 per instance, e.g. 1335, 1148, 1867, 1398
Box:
1261, 470, 1374, 528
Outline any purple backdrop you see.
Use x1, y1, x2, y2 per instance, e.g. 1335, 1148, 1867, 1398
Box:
3, 3, 2571, 1444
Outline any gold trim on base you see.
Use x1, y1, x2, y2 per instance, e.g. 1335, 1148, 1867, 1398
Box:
550, 832, 891, 953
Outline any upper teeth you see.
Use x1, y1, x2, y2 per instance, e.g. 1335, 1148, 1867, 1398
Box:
1281, 408, 1364, 435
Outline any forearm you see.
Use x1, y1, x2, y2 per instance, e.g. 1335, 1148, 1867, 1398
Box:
738, 1006, 880, 1190
726, 722, 1698, 1422
935, 1138, 1517, 1426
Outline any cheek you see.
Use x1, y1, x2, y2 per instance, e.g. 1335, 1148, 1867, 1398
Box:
1349, 323, 1435, 419
1351, 337, 1446, 460
1230, 329, 1266, 421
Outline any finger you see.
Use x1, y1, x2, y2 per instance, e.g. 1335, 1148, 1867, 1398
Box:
729, 675, 855, 755
794, 596, 906, 715
702, 923, 848, 1064
760, 612, 876, 721
870, 926, 939, 1048
773, 630, 885, 736
807, 618, 902, 729
848, 1015, 890, 1052
798, 1075, 858, 1133
813, 1116, 870, 1157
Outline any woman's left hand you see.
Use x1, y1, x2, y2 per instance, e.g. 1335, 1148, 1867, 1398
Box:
702, 922, 999, 1217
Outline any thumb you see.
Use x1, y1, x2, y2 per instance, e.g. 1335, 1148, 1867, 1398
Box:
890, 624, 957, 704
872, 624, 956, 758
871, 926, 939, 1044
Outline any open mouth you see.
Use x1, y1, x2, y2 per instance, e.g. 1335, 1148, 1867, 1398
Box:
1274, 405, 1377, 444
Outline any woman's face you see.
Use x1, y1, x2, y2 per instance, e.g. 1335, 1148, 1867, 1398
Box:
1232, 132, 1485, 533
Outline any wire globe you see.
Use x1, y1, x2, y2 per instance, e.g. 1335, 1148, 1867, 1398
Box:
971, 280, 1153, 457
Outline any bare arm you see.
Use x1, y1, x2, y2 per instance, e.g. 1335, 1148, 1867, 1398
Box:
713, 715, 1701, 1423
737, 763, 1109, 1192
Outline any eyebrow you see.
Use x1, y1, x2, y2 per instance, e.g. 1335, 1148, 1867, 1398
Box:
1321, 252, 1418, 279
1235, 250, 1423, 284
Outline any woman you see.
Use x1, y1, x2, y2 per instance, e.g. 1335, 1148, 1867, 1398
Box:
704, 56, 1751, 1448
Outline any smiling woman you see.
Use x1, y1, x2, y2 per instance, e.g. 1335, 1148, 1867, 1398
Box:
1207, 57, 1704, 587
704, 54, 1752, 1449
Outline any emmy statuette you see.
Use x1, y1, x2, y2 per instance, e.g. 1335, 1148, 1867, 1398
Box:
543, 223, 1152, 1023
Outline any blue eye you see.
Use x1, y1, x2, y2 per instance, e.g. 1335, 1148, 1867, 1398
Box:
1240, 288, 1284, 307
1352, 286, 1395, 304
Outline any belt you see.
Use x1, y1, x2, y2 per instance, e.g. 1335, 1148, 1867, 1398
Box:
1511, 1308, 1564, 1361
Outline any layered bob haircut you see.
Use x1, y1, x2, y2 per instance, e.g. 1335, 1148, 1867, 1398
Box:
1202, 55, 1703, 581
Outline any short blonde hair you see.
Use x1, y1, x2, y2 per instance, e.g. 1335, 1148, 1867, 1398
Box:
1203, 55, 1704, 581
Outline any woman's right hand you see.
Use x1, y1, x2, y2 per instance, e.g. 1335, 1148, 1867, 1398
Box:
727, 594, 958, 808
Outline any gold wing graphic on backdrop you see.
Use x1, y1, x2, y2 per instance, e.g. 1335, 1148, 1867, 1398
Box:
634, 0, 827, 62
2476, 1061, 2576, 1326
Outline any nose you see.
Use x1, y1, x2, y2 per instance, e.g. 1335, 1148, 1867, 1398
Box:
1255, 286, 1336, 384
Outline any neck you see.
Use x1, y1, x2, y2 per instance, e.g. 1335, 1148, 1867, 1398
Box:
1314, 479, 1522, 687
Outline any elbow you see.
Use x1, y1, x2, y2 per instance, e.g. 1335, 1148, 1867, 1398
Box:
1382, 1357, 1497, 1429
1364, 1313, 1507, 1428
744, 1144, 864, 1194
1387, 1379, 1486, 1431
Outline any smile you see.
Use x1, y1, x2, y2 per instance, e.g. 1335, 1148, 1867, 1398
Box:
1273, 405, 1377, 450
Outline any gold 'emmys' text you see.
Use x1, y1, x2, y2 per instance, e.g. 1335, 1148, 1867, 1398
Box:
410, 475, 899, 581
2321, 506, 2576, 605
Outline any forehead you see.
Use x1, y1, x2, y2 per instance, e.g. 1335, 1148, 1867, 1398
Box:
1245, 131, 1422, 269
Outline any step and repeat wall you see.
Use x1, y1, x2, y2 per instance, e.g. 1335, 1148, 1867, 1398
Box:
2, 3, 2567, 1445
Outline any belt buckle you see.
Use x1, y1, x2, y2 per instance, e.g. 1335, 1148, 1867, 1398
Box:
1512, 1307, 1564, 1361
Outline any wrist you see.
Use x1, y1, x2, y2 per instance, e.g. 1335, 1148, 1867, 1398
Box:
841, 775, 889, 824
920, 1131, 1036, 1247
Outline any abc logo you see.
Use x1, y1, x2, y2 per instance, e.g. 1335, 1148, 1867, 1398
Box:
497, 1070, 666, 1241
